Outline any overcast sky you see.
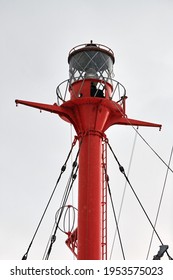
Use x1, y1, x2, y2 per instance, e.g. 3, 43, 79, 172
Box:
0, 0, 173, 260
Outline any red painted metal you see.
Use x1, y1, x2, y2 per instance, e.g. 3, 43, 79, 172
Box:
65, 228, 78, 258
101, 139, 108, 260
15, 94, 161, 260
15, 43, 162, 260
78, 131, 103, 259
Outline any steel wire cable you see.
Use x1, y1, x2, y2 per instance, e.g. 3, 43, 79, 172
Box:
44, 163, 78, 260
107, 182, 126, 260
132, 127, 173, 173
107, 142, 165, 249
21, 138, 77, 260
43, 139, 82, 260
109, 128, 138, 259
111, 94, 173, 259
146, 145, 173, 260
44, 163, 79, 260
113, 96, 173, 173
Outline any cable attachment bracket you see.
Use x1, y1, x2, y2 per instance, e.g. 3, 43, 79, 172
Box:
153, 245, 169, 260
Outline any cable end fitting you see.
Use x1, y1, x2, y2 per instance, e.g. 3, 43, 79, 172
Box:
51, 235, 56, 244
72, 174, 77, 180
72, 161, 77, 168
61, 165, 66, 172
22, 253, 28, 260
119, 165, 125, 173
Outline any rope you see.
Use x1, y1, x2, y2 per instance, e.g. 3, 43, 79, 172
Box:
21, 136, 77, 260
146, 145, 173, 260
109, 128, 138, 259
44, 163, 79, 260
107, 182, 126, 260
108, 142, 165, 248
43, 139, 82, 260
132, 127, 173, 173
113, 99, 173, 173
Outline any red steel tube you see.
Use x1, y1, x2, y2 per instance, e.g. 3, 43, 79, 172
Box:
77, 132, 102, 260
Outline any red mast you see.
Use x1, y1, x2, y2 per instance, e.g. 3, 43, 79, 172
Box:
16, 42, 161, 260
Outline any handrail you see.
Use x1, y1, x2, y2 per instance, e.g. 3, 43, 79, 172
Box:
56, 79, 126, 105
68, 42, 114, 57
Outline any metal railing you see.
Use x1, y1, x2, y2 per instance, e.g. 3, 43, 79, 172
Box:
68, 42, 114, 58
56, 78, 126, 105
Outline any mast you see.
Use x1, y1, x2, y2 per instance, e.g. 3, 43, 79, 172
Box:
15, 42, 161, 260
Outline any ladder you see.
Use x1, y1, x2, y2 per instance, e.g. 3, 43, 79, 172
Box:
101, 138, 108, 260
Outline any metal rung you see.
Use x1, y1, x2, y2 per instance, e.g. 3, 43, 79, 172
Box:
101, 139, 108, 260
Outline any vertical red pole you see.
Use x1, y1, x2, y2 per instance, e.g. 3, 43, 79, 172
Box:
77, 132, 102, 260
15, 43, 162, 261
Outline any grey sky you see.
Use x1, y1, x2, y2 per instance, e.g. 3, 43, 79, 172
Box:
0, 0, 173, 260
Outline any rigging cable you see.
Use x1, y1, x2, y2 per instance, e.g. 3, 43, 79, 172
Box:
107, 181, 126, 260
107, 141, 165, 250
132, 127, 173, 174
43, 138, 82, 260
21, 136, 78, 260
113, 97, 173, 173
43, 165, 79, 260
43, 162, 79, 260
146, 145, 173, 260
109, 127, 138, 259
